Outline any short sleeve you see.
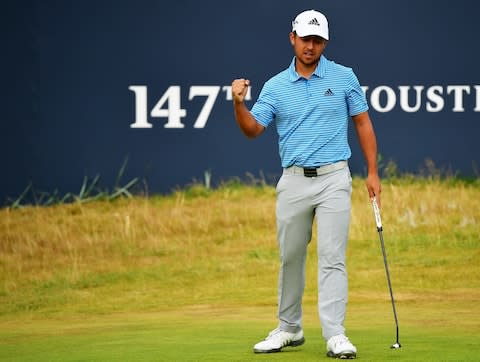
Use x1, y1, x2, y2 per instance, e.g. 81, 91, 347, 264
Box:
346, 69, 369, 117
250, 82, 277, 128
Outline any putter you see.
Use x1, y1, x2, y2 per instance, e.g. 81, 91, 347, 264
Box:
372, 197, 402, 349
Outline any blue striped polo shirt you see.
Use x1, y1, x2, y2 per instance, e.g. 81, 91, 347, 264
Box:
251, 55, 368, 168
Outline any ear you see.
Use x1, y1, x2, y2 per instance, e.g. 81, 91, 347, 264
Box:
289, 32, 295, 46
322, 39, 328, 50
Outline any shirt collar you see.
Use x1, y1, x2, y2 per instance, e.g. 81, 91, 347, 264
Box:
288, 55, 327, 82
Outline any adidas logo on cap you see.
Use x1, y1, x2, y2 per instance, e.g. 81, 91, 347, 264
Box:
308, 18, 320, 26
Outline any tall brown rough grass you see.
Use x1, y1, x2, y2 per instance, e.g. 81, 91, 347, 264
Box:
0, 179, 479, 316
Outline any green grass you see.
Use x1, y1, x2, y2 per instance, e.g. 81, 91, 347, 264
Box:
1, 304, 478, 361
0, 178, 479, 361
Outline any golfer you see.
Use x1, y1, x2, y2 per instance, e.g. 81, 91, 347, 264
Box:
231, 9, 381, 359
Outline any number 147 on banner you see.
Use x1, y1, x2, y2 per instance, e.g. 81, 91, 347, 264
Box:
129, 85, 252, 129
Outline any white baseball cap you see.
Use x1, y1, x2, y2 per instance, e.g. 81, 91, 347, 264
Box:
292, 10, 329, 40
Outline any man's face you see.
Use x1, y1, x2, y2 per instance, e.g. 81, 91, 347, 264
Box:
290, 33, 327, 67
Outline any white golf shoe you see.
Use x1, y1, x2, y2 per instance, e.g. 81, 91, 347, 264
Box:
253, 327, 305, 353
326, 334, 357, 359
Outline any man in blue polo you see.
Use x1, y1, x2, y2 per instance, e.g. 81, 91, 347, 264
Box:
231, 9, 381, 359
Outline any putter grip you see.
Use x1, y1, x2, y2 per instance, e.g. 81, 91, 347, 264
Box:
372, 197, 383, 230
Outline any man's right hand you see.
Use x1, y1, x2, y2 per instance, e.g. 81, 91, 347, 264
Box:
231, 78, 264, 138
231, 79, 250, 104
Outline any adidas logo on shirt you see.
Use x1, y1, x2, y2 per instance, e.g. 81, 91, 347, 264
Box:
324, 88, 334, 96
308, 18, 320, 26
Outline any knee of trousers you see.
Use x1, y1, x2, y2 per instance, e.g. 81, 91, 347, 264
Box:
277, 214, 313, 262
277, 229, 311, 267
318, 254, 346, 270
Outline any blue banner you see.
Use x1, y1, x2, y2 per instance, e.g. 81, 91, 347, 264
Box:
2, 0, 479, 204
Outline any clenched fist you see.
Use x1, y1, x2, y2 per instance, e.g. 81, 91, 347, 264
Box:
231, 79, 250, 104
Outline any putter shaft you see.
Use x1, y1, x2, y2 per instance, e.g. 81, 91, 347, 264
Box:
372, 197, 401, 347
377, 228, 400, 346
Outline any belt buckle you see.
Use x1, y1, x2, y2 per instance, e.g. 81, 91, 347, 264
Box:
303, 168, 317, 177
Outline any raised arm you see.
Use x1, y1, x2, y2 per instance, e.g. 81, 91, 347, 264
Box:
231, 79, 265, 138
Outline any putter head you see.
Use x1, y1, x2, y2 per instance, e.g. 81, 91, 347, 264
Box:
391, 342, 401, 349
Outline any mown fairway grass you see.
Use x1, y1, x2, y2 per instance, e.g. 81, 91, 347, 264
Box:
0, 178, 479, 361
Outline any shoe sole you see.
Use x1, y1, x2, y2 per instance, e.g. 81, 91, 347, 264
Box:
253, 337, 305, 353
327, 350, 356, 359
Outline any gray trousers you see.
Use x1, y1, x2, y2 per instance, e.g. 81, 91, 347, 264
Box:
275, 165, 352, 340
